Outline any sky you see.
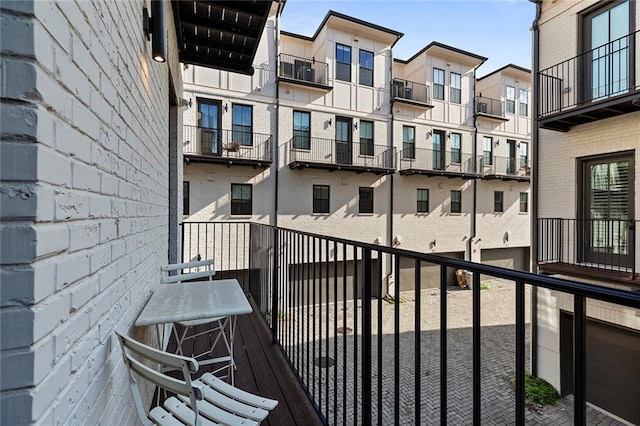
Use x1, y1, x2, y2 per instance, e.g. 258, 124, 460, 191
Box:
280, 0, 536, 77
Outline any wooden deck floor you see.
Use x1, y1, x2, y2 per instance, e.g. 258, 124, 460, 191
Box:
167, 300, 323, 426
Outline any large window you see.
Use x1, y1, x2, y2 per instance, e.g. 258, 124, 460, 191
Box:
519, 89, 528, 116
232, 104, 252, 146
359, 50, 374, 87
483, 136, 493, 166
231, 184, 252, 215
293, 111, 310, 149
402, 126, 415, 159
450, 190, 461, 214
313, 185, 330, 214
433, 68, 445, 100
359, 187, 373, 214
417, 189, 429, 213
506, 86, 515, 114
451, 133, 461, 163
450, 72, 462, 104
519, 142, 529, 168
336, 44, 351, 82
520, 192, 528, 213
432, 130, 445, 170
359, 120, 374, 156
494, 191, 504, 213
183, 181, 190, 215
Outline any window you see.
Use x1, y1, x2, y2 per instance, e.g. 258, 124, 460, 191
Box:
313, 185, 330, 214
432, 130, 445, 170
451, 133, 461, 163
494, 191, 504, 213
293, 111, 310, 150
519, 142, 529, 168
450, 190, 461, 214
231, 184, 252, 215
433, 68, 445, 100
417, 189, 429, 213
402, 126, 415, 159
198, 100, 221, 154
483, 136, 493, 166
359, 50, 374, 87
336, 44, 351, 82
232, 104, 252, 146
506, 86, 515, 114
519, 89, 528, 116
359, 120, 374, 156
520, 192, 528, 213
359, 187, 373, 214
183, 181, 190, 215
450, 72, 461, 104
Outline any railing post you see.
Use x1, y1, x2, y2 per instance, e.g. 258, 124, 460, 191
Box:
472, 271, 481, 425
362, 248, 372, 425
574, 295, 586, 425
271, 227, 279, 343
515, 281, 525, 426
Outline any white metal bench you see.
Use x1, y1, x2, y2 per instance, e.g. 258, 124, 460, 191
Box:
116, 332, 277, 425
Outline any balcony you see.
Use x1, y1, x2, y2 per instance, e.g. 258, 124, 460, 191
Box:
183, 125, 272, 168
474, 96, 508, 121
538, 30, 640, 132
277, 53, 332, 91
481, 156, 531, 182
181, 221, 640, 425
399, 147, 481, 179
538, 218, 638, 282
288, 137, 396, 175
391, 79, 434, 109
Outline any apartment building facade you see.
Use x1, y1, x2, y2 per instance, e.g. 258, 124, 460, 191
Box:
533, 0, 640, 423
182, 9, 532, 290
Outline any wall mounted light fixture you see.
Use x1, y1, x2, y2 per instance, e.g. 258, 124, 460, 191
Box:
447, 132, 451, 139
495, 140, 500, 146
430, 239, 437, 247
327, 118, 332, 126
354, 121, 358, 130
426, 130, 432, 138
143, 1, 166, 62
224, 104, 228, 112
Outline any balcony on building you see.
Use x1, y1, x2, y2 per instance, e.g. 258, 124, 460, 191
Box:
277, 53, 332, 92
474, 96, 508, 122
288, 136, 396, 175
538, 218, 639, 283
538, 30, 640, 132
481, 156, 531, 182
391, 79, 434, 109
183, 125, 272, 168
399, 147, 481, 179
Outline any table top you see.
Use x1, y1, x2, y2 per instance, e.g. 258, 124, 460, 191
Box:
135, 279, 252, 327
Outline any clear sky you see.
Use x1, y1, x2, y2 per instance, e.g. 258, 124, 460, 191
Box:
280, 0, 536, 77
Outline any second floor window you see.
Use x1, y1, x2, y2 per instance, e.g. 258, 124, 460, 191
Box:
450, 72, 462, 104
433, 68, 445, 100
402, 126, 415, 159
506, 86, 515, 114
313, 185, 330, 214
232, 104, 253, 146
417, 189, 429, 213
519, 142, 529, 168
359, 50, 374, 87
519, 89, 528, 116
359, 120, 374, 156
451, 133, 461, 163
520, 192, 528, 213
450, 190, 461, 214
183, 181, 190, 215
494, 191, 504, 213
483, 136, 493, 166
336, 44, 351, 82
293, 111, 310, 150
231, 183, 252, 215
359, 187, 373, 214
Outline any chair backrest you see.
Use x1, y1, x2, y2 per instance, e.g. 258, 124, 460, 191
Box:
115, 332, 203, 426
161, 259, 215, 284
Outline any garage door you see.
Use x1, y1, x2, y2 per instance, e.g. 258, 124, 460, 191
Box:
560, 313, 640, 424
398, 251, 464, 290
480, 247, 530, 271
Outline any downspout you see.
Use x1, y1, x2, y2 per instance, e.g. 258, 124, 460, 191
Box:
274, 0, 284, 228
388, 49, 395, 297
469, 63, 482, 263
529, 0, 543, 377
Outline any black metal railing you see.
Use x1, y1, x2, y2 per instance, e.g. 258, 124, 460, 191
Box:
180, 221, 640, 425
475, 96, 505, 117
392, 79, 432, 105
399, 148, 480, 174
538, 30, 640, 118
538, 218, 637, 277
481, 155, 531, 177
279, 53, 330, 87
182, 125, 272, 162
289, 137, 396, 170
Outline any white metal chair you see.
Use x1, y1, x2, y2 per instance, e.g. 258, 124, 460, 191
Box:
161, 260, 235, 383
116, 332, 278, 426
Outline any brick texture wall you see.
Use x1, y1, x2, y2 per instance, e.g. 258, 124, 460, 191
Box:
1, 1, 181, 423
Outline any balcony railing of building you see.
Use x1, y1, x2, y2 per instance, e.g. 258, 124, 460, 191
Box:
538, 30, 640, 131
538, 218, 638, 281
481, 156, 531, 182
181, 221, 640, 425
183, 125, 272, 167
391, 79, 433, 108
399, 147, 481, 179
278, 54, 331, 90
474, 96, 507, 121
288, 137, 396, 175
